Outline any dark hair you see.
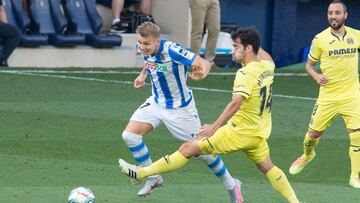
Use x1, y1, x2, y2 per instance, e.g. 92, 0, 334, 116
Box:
329, 0, 347, 12
231, 27, 260, 54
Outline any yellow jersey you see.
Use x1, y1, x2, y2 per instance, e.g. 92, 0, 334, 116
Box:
228, 60, 275, 139
308, 26, 360, 102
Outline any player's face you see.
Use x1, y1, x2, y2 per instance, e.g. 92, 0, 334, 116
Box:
327, 3, 347, 30
136, 34, 160, 56
232, 38, 247, 63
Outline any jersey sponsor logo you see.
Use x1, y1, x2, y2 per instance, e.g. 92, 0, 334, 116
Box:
145, 62, 168, 72
347, 37, 354, 45
328, 48, 357, 56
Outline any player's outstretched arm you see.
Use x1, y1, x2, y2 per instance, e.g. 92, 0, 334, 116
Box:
305, 58, 328, 86
134, 66, 148, 88
257, 48, 273, 63
197, 94, 244, 139
188, 56, 211, 80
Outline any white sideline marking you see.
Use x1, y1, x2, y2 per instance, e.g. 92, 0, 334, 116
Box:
0, 69, 309, 76
1, 70, 317, 101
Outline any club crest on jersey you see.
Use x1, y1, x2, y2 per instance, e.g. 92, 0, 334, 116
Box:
347, 37, 354, 45
146, 62, 168, 72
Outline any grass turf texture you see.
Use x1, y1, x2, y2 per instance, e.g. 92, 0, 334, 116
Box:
0, 63, 359, 202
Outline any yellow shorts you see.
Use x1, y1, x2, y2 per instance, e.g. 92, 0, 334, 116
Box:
198, 124, 269, 163
309, 96, 360, 132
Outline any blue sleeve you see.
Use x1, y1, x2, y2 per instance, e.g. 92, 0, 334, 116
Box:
168, 43, 196, 66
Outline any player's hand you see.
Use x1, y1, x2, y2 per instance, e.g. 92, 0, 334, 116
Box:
196, 124, 216, 140
315, 74, 329, 86
189, 66, 204, 81
134, 75, 146, 88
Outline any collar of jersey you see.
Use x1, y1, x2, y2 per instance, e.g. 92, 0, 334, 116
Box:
330, 26, 347, 41
144, 39, 166, 63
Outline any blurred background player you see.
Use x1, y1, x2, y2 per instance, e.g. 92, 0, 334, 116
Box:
119, 27, 300, 203
188, 0, 220, 66
120, 22, 242, 202
0, 0, 21, 67
289, 0, 360, 188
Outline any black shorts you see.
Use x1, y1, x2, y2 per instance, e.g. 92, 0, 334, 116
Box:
96, 0, 140, 8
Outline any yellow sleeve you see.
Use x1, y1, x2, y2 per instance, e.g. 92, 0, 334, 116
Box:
308, 36, 321, 62
233, 70, 256, 98
357, 30, 360, 49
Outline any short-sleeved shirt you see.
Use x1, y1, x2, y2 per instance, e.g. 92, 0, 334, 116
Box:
138, 39, 196, 109
228, 60, 275, 139
308, 26, 360, 102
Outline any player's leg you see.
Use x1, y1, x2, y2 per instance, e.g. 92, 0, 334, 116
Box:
122, 122, 153, 167
258, 157, 300, 203
128, 124, 238, 178
121, 98, 163, 196
162, 101, 238, 191
289, 102, 337, 175
120, 124, 244, 202
246, 137, 300, 203
289, 130, 322, 175
197, 154, 243, 202
197, 125, 246, 203
341, 96, 360, 188
120, 139, 202, 179
348, 129, 360, 188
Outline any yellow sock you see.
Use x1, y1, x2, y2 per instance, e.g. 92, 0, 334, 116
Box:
304, 132, 319, 159
266, 166, 299, 203
139, 151, 189, 178
349, 131, 360, 178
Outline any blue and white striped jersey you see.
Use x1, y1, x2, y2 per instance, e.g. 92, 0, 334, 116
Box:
139, 39, 196, 109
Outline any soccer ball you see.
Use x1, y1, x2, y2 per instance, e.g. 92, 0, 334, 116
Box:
68, 187, 96, 203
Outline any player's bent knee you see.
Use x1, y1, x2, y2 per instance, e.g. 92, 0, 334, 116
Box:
256, 156, 274, 174
308, 130, 323, 139
121, 130, 142, 144
121, 131, 131, 141
179, 141, 201, 158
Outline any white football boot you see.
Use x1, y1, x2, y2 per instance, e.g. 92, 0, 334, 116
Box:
137, 175, 163, 197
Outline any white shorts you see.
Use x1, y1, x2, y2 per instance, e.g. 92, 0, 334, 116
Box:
130, 96, 201, 141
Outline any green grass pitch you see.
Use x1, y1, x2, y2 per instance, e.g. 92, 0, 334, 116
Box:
0, 64, 359, 202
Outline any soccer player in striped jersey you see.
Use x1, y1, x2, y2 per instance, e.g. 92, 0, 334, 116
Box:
119, 27, 301, 203
289, 0, 360, 188
120, 22, 243, 202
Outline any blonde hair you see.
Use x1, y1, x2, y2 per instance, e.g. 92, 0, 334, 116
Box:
136, 22, 161, 38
